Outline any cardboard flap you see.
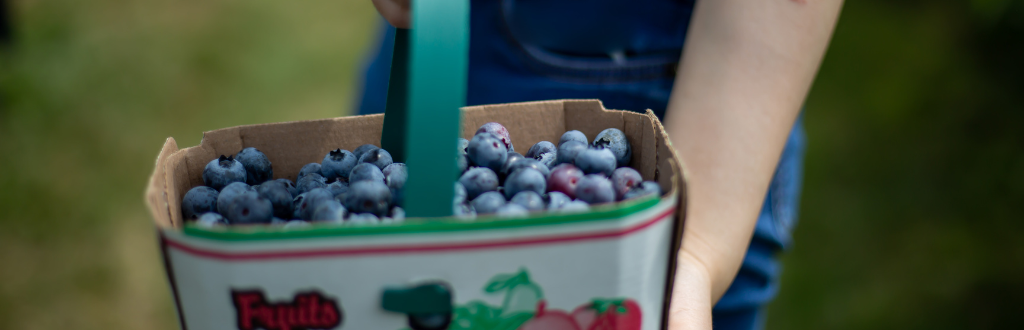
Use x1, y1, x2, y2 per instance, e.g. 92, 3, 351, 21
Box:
145, 137, 179, 229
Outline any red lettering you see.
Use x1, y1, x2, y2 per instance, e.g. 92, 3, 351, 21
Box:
231, 290, 343, 330
232, 292, 264, 330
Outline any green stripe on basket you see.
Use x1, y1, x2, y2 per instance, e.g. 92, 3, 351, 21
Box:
181, 195, 664, 242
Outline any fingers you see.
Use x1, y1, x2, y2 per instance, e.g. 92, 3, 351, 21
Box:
371, 0, 411, 28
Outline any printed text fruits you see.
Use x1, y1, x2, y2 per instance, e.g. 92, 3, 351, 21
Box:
475, 122, 514, 152
571, 299, 642, 330
520, 301, 581, 330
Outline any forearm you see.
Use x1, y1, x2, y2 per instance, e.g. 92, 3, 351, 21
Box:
663, 0, 843, 324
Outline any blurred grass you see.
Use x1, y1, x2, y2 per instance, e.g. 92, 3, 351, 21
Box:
0, 0, 1022, 329
767, 0, 1024, 329
0, 0, 378, 329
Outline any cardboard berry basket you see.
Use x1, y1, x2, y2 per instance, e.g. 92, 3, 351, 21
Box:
144, 99, 687, 330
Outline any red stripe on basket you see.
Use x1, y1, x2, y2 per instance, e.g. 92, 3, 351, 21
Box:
164, 208, 674, 261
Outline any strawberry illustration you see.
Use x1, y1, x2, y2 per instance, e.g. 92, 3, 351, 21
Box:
570, 298, 642, 330
519, 300, 581, 330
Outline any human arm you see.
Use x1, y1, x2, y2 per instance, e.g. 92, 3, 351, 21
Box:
662, 0, 843, 329
372, 0, 411, 28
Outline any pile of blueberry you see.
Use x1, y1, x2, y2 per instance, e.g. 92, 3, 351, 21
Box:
455, 122, 661, 218
180, 122, 661, 228
181, 144, 406, 227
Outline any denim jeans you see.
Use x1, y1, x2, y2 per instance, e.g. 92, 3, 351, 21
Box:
356, 1, 805, 328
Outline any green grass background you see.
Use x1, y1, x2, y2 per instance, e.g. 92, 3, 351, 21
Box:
0, 0, 1021, 329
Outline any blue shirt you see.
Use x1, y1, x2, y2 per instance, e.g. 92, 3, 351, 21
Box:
357, 1, 805, 328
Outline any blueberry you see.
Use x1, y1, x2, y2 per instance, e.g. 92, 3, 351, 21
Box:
202, 155, 247, 190
528, 141, 552, 158
348, 213, 381, 224
575, 148, 617, 176
555, 141, 588, 166
470, 191, 506, 215
326, 180, 349, 198
382, 163, 408, 190
548, 163, 584, 199
271, 217, 289, 225
321, 149, 357, 182
352, 144, 380, 161
623, 181, 663, 200
559, 130, 588, 146
454, 202, 476, 220
182, 186, 218, 220
454, 182, 468, 205
468, 132, 509, 172
390, 206, 405, 221
611, 167, 643, 200
510, 191, 544, 211
496, 204, 529, 218
292, 188, 334, 220
560, 200, 591, 213
500, 152, 526, 177
298, 163, 322, 179
593, 128, 632, 167
475, 122, 514, 152
257, 180, 294, 219
575, 174, 616, 204
390, 187, 404, 208
216, 182, 255, 215
457, 138, 470, 155
348, 163, 385, 183
457, 154, 469, 173
507, 158, 551, 179
196, 212, 228, 228
224, 193, 273, 224
296, 172, 328, 193
276, 178, 300, 198
547, 191, 571, 210
358, 148, 394, 170
504, 167, 546, 199
343, 180, 392, 217
235, 147, 273, 185
311, 200, 346, 222
535, 151, 558, 168
459, 167, 499, 200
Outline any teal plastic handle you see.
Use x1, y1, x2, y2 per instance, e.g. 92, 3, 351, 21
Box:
381, 0, 469, 217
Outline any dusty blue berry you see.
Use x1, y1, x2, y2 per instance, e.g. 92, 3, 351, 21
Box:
459, 167, 499, 200
203, 155, 247, 190
182, 186, 218, 220
321, 149, 357, 181
592, 128, 632, 167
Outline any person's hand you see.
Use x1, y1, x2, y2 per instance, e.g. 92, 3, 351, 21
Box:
371, 0, 411, 28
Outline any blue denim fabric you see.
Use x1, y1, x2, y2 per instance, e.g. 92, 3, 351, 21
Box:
357, 1, 804, 328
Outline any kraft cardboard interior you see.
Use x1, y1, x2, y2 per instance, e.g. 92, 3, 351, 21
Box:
145, 99, 685, 231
